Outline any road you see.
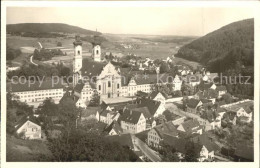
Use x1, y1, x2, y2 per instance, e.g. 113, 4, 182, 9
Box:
30, 55, 38, 66
214, 155, 232, 162
132, 135, 161, 162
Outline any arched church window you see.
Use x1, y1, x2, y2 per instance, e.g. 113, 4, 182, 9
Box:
78, 50, 80, 55
108, 81, 111, 87
96, 50, 99, 55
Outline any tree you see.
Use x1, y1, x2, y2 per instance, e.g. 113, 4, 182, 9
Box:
88, 91, 100, 107
37, 98, 59, 129
184, 141, 199, 162
48, 129, 139, 161
159, 141, 180, 162
163, 110, 175, 121
160, 62, 170, 73
222, 93, 233, 104
156, 114, 166, 125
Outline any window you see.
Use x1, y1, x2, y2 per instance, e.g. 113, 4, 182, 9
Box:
96, 50, 99, 55
78, 50, 80, 55
108, 81, 111, 87
99, 85, 101, 90
117, 83, 120, 89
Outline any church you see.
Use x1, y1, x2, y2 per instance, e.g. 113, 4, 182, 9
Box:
71, 35, 182, 108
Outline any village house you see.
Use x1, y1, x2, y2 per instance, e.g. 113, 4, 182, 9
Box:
162, 133, 215, 162
194, 88, 218, 104
104, 120, 123, 135
177, 119, 203, 135
120, 109, 146, 134
125, 106, 156, 129
191, 134, 216, 162
221, 99, 253, 123
216, 85, 227, 97
96, 108, 120, 125
149, 91, 167, 106
15, 117, 41, 140
147, 121, 179, 148
185, 98, 202, 113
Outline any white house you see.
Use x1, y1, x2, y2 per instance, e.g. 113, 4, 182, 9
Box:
177, 119, 202, 135
149, 91, 167, 106
221, 99, 253, 123
15, 119, 41, 140
120, 109, 146, 134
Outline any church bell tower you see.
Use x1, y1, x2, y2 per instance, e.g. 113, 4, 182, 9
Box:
91, 34, 102, 62
73, 35, 83, 87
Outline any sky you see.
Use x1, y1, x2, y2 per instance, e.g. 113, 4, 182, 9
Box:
6, 7, 254, 36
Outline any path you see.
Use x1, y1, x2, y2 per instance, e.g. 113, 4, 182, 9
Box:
132, 135, 161, 162
30, 55, 38, 66
214, 155, 232, 162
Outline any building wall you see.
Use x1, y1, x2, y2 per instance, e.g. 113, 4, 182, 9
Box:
153, 103, 166, 118
13, 88, 64, 103
16, 121, 41, 139
121, 114, 146, 134
93, 45, 101, 62
147, 129, 161, 148
153, 93, 166, 106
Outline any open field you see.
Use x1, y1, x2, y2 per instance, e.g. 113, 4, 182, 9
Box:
7, 34, 201, 68
6, 134, 52, 162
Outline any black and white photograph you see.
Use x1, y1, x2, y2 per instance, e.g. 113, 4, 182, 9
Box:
1, 1, 259, 168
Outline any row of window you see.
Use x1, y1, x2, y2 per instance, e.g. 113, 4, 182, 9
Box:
18, 92, 62, 98
148, 135, 160, 142
16, 89, 62, 94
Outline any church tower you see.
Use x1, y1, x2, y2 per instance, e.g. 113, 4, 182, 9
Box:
91, 34, 102, 62
73, 35, 83, 87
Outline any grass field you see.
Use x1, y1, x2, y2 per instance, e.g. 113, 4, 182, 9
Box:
6, 134, 52, 162
7, 34, 201, 68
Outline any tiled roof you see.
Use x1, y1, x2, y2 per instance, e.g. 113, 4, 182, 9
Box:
104, 120, 123, 134
15, 116, 40, 131
100, 110, 113, 117
180, 119, 201, 133
154, 121, 178, 138
149, 91, 167, 100
223, 101, 253, 114
10, 78, 64, 92
120, 109, 142, 124
137, 99, 161, 116
81, 58, 105, 78
186, 98, 201, 108
131, 106, 152, 119
162, 135, 187, 154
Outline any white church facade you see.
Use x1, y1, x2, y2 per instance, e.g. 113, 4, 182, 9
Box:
71, 35, 182, 108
